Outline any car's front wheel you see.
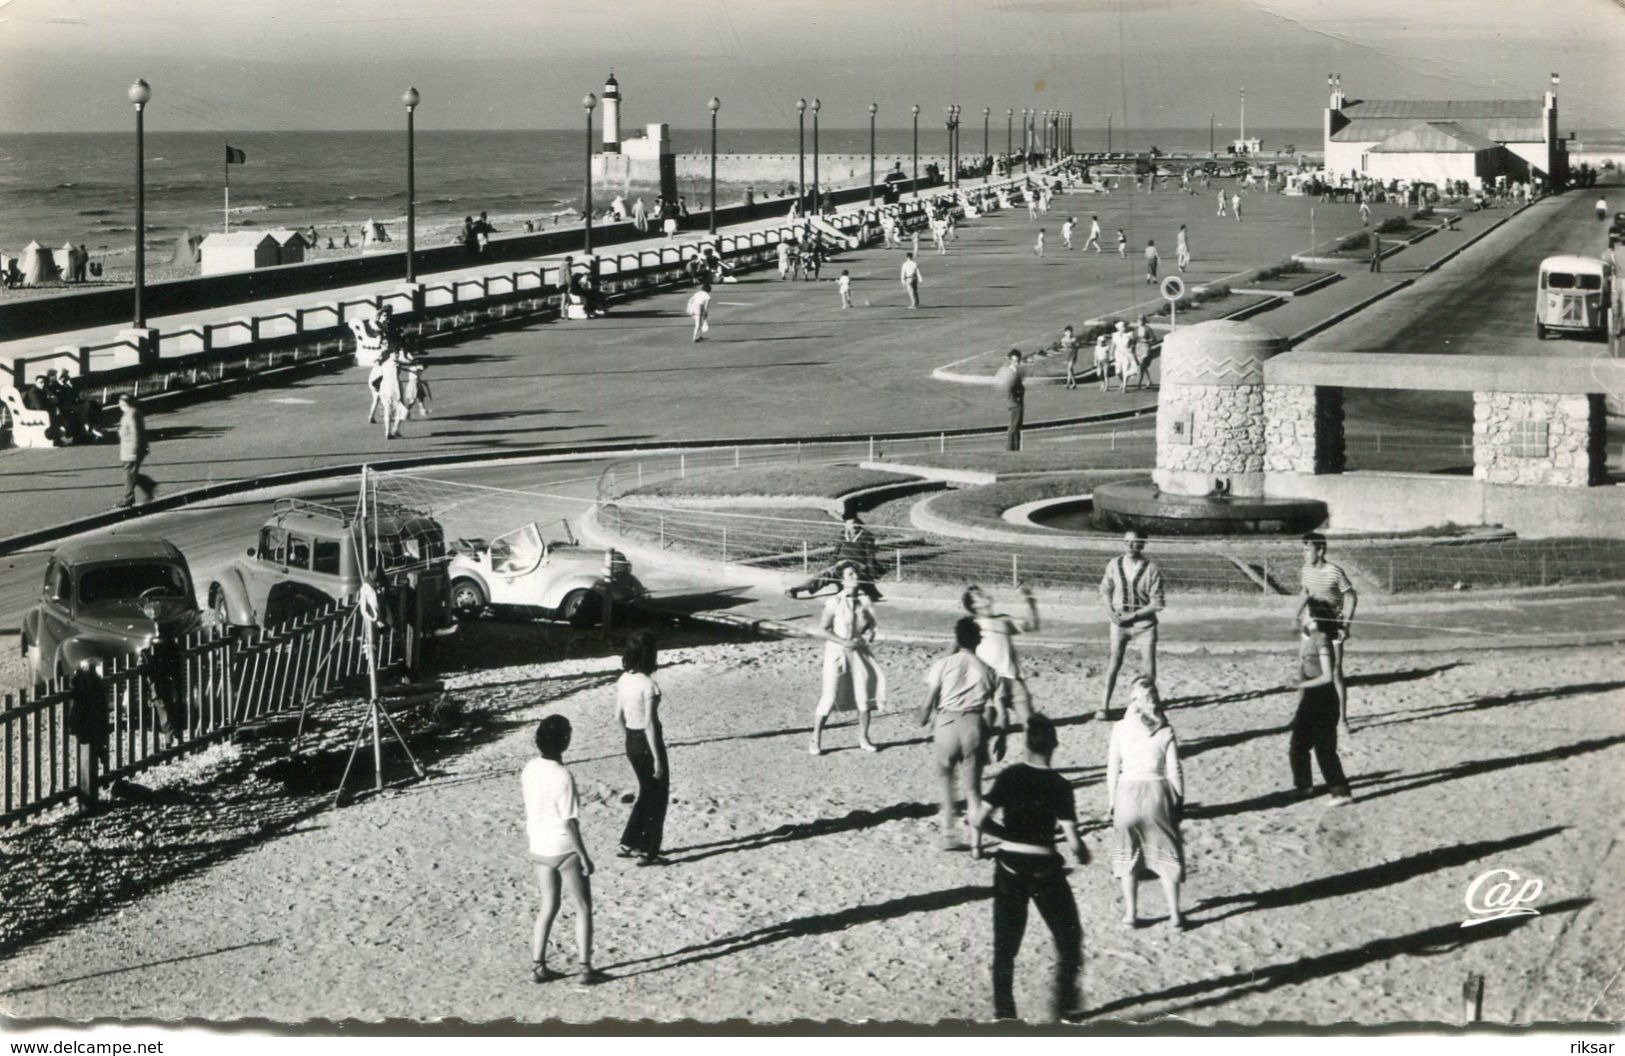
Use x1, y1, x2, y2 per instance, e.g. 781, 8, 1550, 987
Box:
451, 577, 488, 618
559, 588, 604, 628
209, 585, 233, 628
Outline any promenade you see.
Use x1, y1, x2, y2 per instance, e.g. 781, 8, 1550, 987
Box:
0, 181, 1486, 542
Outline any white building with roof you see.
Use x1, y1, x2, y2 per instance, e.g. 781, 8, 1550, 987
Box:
1322, 74, 1567, 188
199, 231, 278, 276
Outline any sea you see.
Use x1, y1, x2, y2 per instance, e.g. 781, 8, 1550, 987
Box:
0, 125, 1340, 258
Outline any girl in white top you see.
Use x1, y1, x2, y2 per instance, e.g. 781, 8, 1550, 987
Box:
810, 563, 886, 755
1107, 677, 1185, 928
614, 635, 669, 865
520, 714, 601, 983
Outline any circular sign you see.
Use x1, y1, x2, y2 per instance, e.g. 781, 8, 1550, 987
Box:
1160, 276, 1186, 302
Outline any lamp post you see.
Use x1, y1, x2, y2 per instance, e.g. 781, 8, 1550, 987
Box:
708, 96, 720, 234
867, 102, 877, 205
583, 92, 596, 254
402, 86, 419, 282
796, 98, 807, 212
1021, 108, 1030, 173
1209, 112, 1215, 155
945, 106, 957, 191
982, 106, 990, 182
1005, 108, 1013, 175
1107, 111, 1113, 153
129, 78, 151, 329
811, 98, 821, 214
911, 103, 920, 196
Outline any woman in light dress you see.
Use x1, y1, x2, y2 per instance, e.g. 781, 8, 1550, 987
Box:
809, 562, 886, 756
1106, 675, 1185, 928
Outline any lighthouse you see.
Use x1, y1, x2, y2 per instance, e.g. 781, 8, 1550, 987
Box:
602, 72, 622, 154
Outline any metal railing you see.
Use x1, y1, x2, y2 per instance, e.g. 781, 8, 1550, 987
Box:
0, 600, 397, 828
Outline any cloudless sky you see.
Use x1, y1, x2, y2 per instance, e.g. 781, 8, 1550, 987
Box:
0, 0, 1619, 133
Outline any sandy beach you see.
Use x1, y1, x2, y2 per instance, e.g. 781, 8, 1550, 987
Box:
1, 617, 1620, 1026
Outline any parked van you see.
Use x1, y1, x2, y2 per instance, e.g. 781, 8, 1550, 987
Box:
1536, 255, 1614, 340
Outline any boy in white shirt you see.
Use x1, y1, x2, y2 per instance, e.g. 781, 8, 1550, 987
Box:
1061, 217, 1075, 250
838, 269, 853, 309
685, 282, 712, 342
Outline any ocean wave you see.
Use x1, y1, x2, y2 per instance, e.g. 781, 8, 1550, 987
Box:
78, 208, 115, 216
230, 204, 274, 214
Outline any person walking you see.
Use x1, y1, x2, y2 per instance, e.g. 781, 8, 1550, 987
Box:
1359, 201, 1372, 227
1111, 321, 1139, 393
1107, 676, 1184, 929
1060, 217, 1075, 250
114, 394, 156, 508
970, 713, 1088, 1022
918, 617, 1002, 853
1216, 188, 1227, 217
1058, 325, 1080, 390
1116, 228, 1128, 258
1231, 190, 1242, 222
837, 269, 853, 309
900, 252, 922, 308
1143, 240, 1161, 284
1598, 196, 1610, 222
1289, 612, 1353, 804
375, 347, 406, 439
1298, 532, 1358, 721
1094, 332, 1113, 392
1175, 225, 1190, 272
1034, 228, 1046, 258
1369, 234, 1382, 273
809, 563, 886, 755
964, 582, 1039, 730
1097, 530, 1165, 720
1084, 214, 1102, 253
521, 714, 603, 984
997, 348, 1026, 451
777, 239, 793, 281
615, 637, 670, 865
686, 281, 712, 342
1133, 316, 1155, 389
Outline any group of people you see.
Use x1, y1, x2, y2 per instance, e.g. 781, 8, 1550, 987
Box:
353, 305, 431, 439
17, 368, 104, 445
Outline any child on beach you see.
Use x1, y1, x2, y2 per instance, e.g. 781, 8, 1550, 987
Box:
1061, 217, 1075, 250
522, 714, 602, 984
1095, 333, 1113, 391
838, 269, 853, 309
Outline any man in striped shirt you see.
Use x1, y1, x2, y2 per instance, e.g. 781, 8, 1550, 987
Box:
1297, 532, 1358, 723
1097, 529, 1165, 720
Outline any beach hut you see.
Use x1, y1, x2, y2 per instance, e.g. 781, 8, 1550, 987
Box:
59, 241, 80, 282
199, 231, 279, 276
360, 218, 392, 253
19, 241, 60, 285
267, 229, 309, 265
170, 229, 203, 270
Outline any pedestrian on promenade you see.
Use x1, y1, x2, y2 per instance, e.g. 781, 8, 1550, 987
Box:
1061, 217, 1076, 250
1217, 189, 1227, 217
786, 513, 884, 602
1034, 228, 1046, 258
1289, 612, 1353, 805
1598, 196, 1609, 222
1059, 325, 1080, 389
901, 252, 922, 308
522, 714, 602, 985
1116, 228, 1128, 258
744, 187, 755, 218
1027, 190, 1040, 221
964, 582, 1039, 731
615, 636, 670, 864
1111, 321, 1139, 393
1297, 532, 1357, 722
1231, 190, 1242, 222
373, 345, 406, 440
1084, 215, 1102, 253
809, 563, 885, 756
114, 394, 156, 508
1176, 225, 1190, 272
1359, 201, 1372, 227
970, 713, 1087, 1022
919, 616, 1002, 853
997, 349, 1027, 451
633, 197, 649, 232
686, 282, 712, 342
777, 239, 792, 281
1369, 234, 1382, 273
1097, 529, 1165, 720
1107, 676, 1184, 929
1144, 240, 1161, 283
1133, 316, 1154, 389
1094, 333, 1113, 392
838, 268, 853, 309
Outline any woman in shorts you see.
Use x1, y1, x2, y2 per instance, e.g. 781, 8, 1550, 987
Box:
1107, 676, 1185, 928
521, 714, 603, 983
1058, 325, 1079, 390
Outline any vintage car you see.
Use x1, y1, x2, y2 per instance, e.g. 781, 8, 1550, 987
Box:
21, 536, 202, 686
1535, 255, 1615, 341
447, 521, 644, 625
209, 498, 453, 632
1609, 211, 1625, 247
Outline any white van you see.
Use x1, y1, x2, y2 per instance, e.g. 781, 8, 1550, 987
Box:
1536, 255, 1614, 340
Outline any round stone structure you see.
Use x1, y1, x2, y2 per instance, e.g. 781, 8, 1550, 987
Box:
1152, 319, 1286, 499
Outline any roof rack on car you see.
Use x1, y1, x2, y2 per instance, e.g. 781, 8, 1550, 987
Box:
272, 498, 355, 525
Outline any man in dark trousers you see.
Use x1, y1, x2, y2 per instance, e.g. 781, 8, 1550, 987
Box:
1290, 613, 1353, 804
115, 394, 157, 508
998, 348, 1027, 452
785, 513, 884, 601
1369, 234, 1382, 273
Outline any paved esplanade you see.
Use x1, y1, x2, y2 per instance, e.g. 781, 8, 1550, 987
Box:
0, 184, 1404, 539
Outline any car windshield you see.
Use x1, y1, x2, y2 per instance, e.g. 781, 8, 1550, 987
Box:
77, 562, 188, 605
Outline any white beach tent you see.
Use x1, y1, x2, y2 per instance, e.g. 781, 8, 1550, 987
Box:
19, 241, 60, 285
60, 242, 78, 279
199, 231, 278, 276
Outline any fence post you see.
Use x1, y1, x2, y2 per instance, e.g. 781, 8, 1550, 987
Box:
637, 463, 643, 485
896, 549, 903, 582
1011, 553, 1019, 587
1540, 553, 1547, 587
1111, 430, 1116, 450
1388, 559, 1396, 594
680, 453, 686, 478
722, 527, 728, 567
659, 513, 665, 550
735, 446, 741, 467
869, 436, 875, 461
940, 432, 945, 453
803, 541, 809, 572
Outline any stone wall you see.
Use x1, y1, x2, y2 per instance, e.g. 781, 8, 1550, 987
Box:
1155, 382, 1266, 495
1473, 391, 1604, 487
1264, 383, 1344, 475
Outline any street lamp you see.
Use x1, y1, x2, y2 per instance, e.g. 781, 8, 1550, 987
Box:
867, 102, 878, 205
796, 98, 807, 211
982, 106, 990, 182
811, 98, 821, 213
128, 78, 151, 329
1005, 107, 1013, 174
1022, 108, 1030, 173
911, 103, 920, 196
1107, 112, 1113, 154
402, 86, 419, 282
708, 96, 720, 234
583, 92, 596, 254
946, 105, 960, 190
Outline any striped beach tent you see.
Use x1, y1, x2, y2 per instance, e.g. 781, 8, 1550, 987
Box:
19, 240, 60, 285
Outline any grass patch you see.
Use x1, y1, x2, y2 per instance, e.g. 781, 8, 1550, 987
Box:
622, 465, 915, 502
884, 445, 1151, 476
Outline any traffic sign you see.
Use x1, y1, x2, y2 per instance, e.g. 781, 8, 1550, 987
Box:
1160, 276, 1186, 302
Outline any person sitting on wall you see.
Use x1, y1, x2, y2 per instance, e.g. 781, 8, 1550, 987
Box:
22, 375, 64, 444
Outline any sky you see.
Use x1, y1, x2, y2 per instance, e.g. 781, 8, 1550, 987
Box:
0, 0, 1620, 133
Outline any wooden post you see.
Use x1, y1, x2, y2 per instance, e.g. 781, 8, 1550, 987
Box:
1462, 973, 1484, 1024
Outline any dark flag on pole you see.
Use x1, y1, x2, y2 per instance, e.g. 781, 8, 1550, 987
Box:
226, 145, 247, 165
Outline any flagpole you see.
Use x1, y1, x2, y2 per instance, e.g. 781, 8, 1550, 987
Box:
224, 143, 230, 233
